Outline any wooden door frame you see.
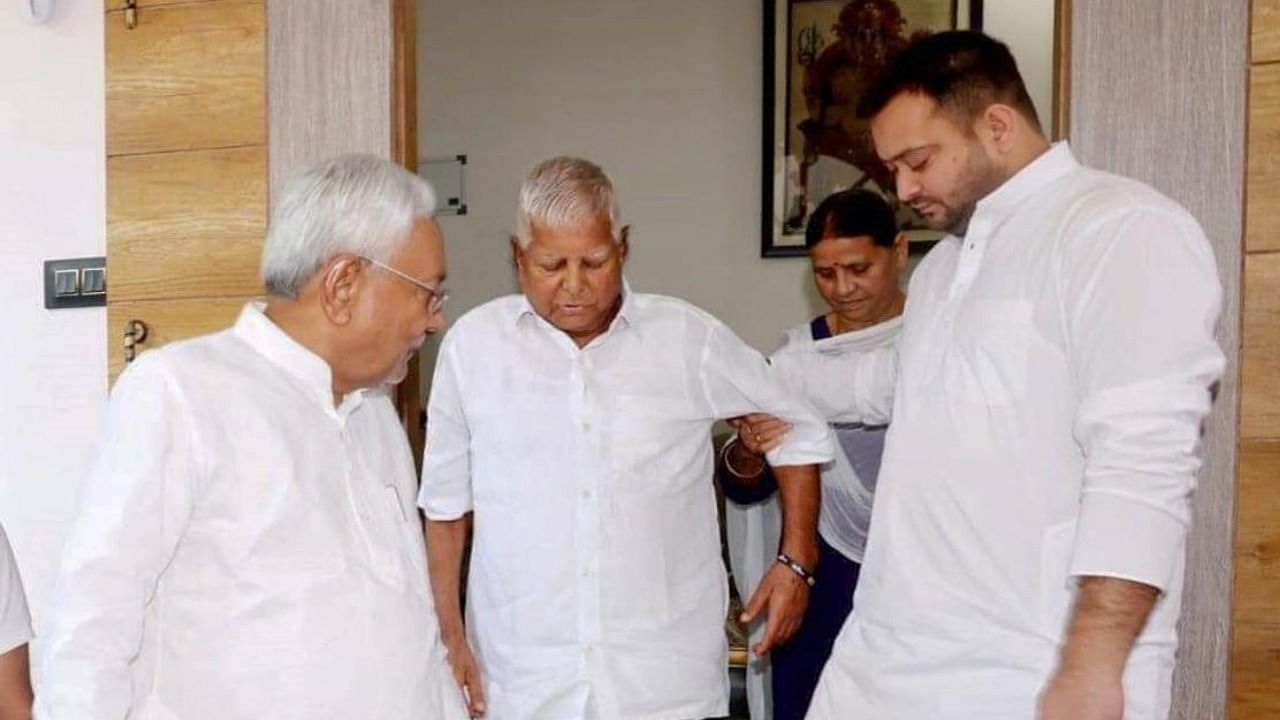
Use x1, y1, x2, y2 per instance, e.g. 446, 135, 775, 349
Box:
391, 0, 424, 464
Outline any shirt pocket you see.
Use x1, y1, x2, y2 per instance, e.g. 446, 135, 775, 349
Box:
949, 298, 1034, 408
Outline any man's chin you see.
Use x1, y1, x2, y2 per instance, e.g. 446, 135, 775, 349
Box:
552, 314, 602, 334
381, 358, 412, 387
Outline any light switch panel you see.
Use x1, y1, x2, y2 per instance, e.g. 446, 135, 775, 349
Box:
44, 257, 106, 309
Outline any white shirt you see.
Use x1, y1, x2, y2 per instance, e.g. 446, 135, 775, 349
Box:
803, 143, 1225, 720
772, 317, 901, 563
418, 289, 833, 720
0, 525, 31, 655
38, 304, 466, 720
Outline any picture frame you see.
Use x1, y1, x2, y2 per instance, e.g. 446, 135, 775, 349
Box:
761, 0, 983, 257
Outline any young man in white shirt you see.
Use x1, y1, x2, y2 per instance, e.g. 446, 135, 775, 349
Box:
0, 524, 32, 720
419, 157, 833, 720
786, 31, 1225, 720
38, 155, 467, 720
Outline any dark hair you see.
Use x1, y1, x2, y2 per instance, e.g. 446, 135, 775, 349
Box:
856, 30, 1041, 132
804, 189, 899, 249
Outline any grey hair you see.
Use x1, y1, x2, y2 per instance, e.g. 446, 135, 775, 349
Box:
516, 156, 621, 248
261, 154, 437, 298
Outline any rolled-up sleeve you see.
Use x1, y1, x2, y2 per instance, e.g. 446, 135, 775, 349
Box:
418, 333, 474, 520
699, 322, 833, 467
38, 354, 199, 720
1065, 206, 1225, 593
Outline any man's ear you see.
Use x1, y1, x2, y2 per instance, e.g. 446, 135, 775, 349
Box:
980, 103, 1020, 154
510, 235, 523, 270
320, 255, 364, 325
617, 225, 630, 263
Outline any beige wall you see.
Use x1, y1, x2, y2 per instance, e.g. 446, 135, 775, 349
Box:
416, 0, 817, 368
983, 0, 1056, 130
415, 0, 1058, 380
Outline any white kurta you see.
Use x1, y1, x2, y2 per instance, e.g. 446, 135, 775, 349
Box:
37, 304, 466, 720
802, 143, 1225, 720
0, 524, 31, 655
418, 288, 834, 720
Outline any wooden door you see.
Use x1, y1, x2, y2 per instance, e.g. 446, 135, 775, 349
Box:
104, 0, 267, 380
104, 0, 423, 457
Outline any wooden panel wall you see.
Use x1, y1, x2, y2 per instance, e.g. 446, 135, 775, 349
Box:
1233, 2, 1280, 715
1070, 2, 1248, 718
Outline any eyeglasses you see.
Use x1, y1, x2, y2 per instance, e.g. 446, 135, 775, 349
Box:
360, 256, 449, 315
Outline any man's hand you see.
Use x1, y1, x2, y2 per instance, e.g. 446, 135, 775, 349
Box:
730, 413, 792, 454
1039, 664, 1123, 720
443, 636, 487, 718
740, 561, 810, 657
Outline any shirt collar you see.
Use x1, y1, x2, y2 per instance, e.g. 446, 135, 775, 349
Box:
971, 140, 1079, 227
232, 302, 365, 416
512, 278, 640, 346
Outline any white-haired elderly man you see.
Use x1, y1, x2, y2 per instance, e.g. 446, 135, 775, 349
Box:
419, 157, 834, 720
37, 155, 468, 720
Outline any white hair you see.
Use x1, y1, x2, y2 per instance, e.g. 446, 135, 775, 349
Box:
261, 154, 437, 298
516, 156, 621, 248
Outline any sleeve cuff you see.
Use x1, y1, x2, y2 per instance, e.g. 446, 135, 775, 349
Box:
417, 485, 472, 521
767, 427, 834, 467
0, 624, 32, 655
1068, 489, 1187, 593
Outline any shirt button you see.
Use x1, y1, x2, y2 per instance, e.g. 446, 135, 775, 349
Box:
582, 489, 593, 499
582, 422, 592, 432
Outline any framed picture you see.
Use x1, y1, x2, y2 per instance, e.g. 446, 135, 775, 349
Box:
761, 0, 983, 257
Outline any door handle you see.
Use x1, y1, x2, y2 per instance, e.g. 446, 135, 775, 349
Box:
123, 319, 149, 363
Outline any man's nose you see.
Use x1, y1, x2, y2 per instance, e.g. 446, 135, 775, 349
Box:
896, 171, 921, 202
424, 308, 446, 335
564, 264, 586, 295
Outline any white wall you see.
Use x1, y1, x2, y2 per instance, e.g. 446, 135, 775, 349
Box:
416, 0, 822, 361
0, 3, 106, 631
416, 0, 1060, 371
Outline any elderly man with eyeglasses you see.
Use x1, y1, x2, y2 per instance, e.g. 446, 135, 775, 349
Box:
37, 155, 467, 720
418, 157, 834, 720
